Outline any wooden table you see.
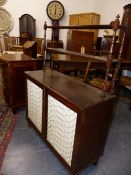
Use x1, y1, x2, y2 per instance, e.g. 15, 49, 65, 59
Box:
0, 53, 37, 113
46, 48, 131, 71
52, 54, 107, 73
51, 53, 131, 74
47, 48, 131, 99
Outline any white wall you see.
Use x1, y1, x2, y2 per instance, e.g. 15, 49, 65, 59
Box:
93, 0, 131, 36
2, 0, 131, 42
93, 0, 131, 23
2, 0, 94, 38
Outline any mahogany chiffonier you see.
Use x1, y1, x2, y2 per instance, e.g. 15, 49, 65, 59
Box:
0, 53, 37, 113
25, 69, 117, 175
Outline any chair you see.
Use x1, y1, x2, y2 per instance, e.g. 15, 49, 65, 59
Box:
0, 36, 5, 53
4, 36, 18, 51
0, 35, 22, 53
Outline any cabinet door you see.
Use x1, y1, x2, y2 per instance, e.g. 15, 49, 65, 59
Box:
47, 95, 77, 166
27, 79, 43, 132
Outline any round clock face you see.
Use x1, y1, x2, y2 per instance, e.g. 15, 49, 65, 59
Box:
46, 1, 64, 21
0, 7, 13, 35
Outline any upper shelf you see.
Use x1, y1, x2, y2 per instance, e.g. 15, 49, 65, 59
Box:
44, 23, 125, 30
45, 47, 118, 63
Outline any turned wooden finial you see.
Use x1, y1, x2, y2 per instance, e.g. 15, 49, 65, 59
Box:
102, 15, 120, 97
110, 14, 120, 32
111, 24, 127, 94
43, 21, 47, 69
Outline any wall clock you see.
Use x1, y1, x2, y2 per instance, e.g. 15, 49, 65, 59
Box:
0, 7, 13, 35
46, 1, 64, 41
46, 0, 64, 21
0, 0, 7, 6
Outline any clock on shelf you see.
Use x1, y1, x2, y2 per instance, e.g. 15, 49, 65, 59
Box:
46, 0, 64, 41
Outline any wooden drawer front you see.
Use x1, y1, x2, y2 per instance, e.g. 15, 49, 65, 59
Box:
47, 95, 77, 166
27, 79, 43, 132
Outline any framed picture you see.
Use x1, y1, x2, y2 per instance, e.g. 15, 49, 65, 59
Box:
0, 7, 13, 35
0, 0, 7, 6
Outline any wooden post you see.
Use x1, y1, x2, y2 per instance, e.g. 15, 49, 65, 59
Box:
43, 21, 47, 69
102, 15, 120, 97
111, 28, 127, 94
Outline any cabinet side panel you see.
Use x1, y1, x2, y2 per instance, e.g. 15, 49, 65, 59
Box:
27, 79, 43, 132
47, 95, 77, 166
75, 97, 117, 172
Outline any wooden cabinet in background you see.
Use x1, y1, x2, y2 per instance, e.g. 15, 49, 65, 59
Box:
0, 54, 37, 113
69, 13, 100, 41
66, 30, 94, 54
19, 14, 36, 45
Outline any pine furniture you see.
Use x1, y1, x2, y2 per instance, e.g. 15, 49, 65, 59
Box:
69, 13, 100, 41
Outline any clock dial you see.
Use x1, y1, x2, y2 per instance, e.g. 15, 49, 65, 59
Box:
47, 1, 64, 20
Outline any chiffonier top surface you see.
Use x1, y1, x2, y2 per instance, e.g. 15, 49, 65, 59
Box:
25, 69, 116, 111
0, 53, 36, 63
